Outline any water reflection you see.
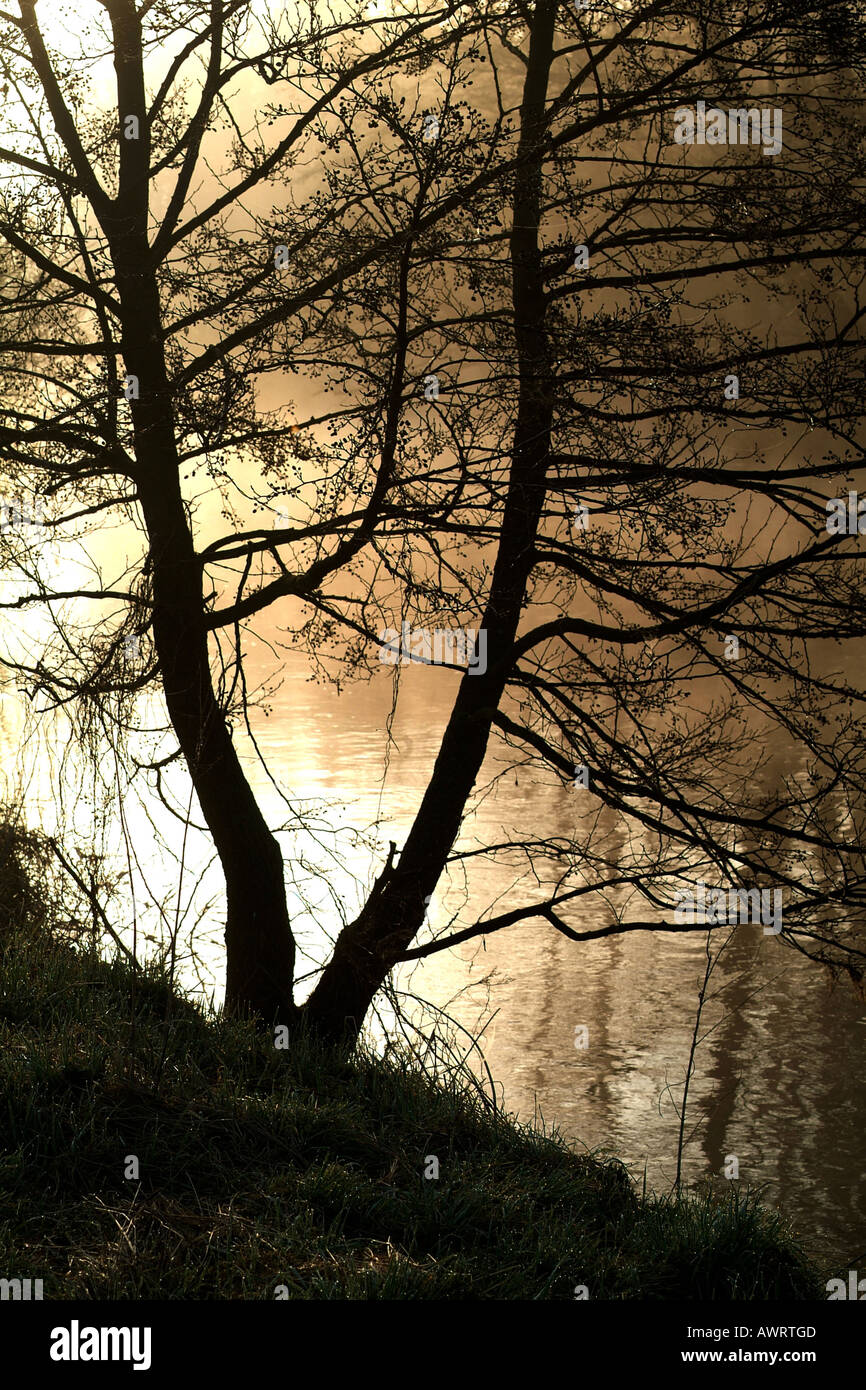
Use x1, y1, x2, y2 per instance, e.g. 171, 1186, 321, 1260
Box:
249, 651, 866, 1270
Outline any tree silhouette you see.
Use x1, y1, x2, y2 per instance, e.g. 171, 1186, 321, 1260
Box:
1, 0, 865, 1044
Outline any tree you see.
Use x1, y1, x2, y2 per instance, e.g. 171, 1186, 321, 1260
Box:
1, 0, 865, 1047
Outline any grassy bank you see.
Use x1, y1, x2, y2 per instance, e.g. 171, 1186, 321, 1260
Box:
0, 836, 823, 1300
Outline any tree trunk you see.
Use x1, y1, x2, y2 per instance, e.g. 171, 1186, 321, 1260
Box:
123, 290, 297, 1023
100, 0, 296, 1023
127, 322, 296, 1021
301, 0, 559, 1047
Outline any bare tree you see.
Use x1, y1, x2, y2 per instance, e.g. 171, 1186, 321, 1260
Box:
1, 0, 865, 1046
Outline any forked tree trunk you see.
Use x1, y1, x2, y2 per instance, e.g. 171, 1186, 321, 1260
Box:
103, 0, 555, 1046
